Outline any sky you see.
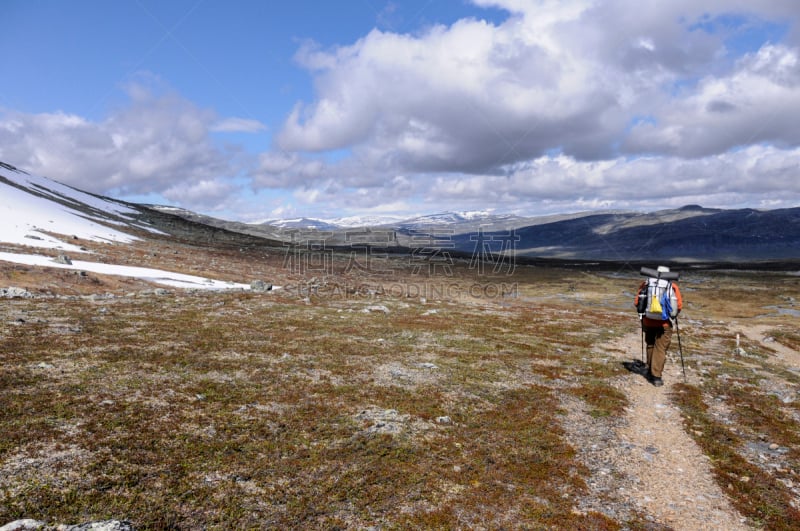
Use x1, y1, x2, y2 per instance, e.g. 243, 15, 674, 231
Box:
1, 0, 800, 222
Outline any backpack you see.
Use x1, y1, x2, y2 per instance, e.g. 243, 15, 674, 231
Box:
641, 277, 678, 320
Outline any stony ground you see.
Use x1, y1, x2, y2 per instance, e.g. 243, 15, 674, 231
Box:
1, 236, 799, 529
597, 333, 749, 530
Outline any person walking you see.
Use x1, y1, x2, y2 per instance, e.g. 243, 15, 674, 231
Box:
634, 266, 683, 387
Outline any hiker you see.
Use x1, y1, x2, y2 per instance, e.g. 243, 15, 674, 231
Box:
634, 266, 683, 386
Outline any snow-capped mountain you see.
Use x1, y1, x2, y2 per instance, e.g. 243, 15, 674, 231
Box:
256, 215, 406, 230
256, 217, 341, 231
258, 211, 535, 232
327, 215, 406, 228
389, 211, 532, 232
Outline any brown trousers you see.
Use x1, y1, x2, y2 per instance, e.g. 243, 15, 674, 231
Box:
644, 325, 673, 378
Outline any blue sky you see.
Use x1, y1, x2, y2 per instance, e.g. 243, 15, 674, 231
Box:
1, 0, 799, 222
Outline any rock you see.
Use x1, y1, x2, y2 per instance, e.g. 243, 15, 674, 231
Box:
355, 408, 408, 435
363, 305, 390, 314
153, 288, 170, 296
54, 254, 73, 265
769, 443, 780, 450
0, 522, 134, 531
1, 287, 34, 299
418, 362, 438, 370
250, 280, 273, 292
0, 520, 45, 531
436, 416, 452, 424
63, 520, 135, 531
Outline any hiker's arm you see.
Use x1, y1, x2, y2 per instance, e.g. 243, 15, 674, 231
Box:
634, 281, 646, 307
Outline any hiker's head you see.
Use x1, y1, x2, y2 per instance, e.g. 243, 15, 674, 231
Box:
657, 266, 670, 273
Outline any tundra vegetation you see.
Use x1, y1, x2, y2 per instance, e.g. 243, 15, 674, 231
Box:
1, 234, 799, 529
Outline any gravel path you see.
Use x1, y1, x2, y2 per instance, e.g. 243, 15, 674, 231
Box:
738, 323, 800, 369
602, 332, 750, 530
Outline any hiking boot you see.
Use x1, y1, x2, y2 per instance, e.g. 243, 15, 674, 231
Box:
650, 376, 664, 387
624, 360, 649, 376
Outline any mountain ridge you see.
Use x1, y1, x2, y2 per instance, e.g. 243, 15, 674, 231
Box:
2, 160, 798, 264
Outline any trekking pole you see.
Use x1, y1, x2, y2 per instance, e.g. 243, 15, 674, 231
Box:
640, 320, 645, 363
675, 316, 686, 380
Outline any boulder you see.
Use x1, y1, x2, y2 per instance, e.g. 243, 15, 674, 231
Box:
250, 280, 273, 292
0, 520, 45, 531
1, 287, 34, 299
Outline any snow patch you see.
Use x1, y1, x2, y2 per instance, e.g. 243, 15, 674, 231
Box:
0, 165, 149, 251
0, 251, 251, 291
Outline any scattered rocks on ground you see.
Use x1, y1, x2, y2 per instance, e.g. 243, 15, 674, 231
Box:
0, 520, 134, 531
250, 279, 273, 292
355, 408, 409, 435
54, 254, 73, 265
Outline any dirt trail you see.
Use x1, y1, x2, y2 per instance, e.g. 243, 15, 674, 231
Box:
602, 332, 750, 530
737, 324, 800, 369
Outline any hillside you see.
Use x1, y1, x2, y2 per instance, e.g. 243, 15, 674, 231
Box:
502, 207, 800, 261
0, 162, 287, 292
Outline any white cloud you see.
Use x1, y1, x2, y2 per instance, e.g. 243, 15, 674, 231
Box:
211, 117, 267, 133
0, 84, 244, 212
425, 146, 800, 209
250, 0, 800, 217
163, 179, 237, 208
252, 151, 326, 188
625, 44, 800, 156
4, 1, 800, 221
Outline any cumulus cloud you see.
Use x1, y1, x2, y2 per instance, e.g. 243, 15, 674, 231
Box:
0, 84, 251, 212
278, 11, 623, 170
252, 0, 800, 216
252, 151, 326, 188
624, 44, 800, 156
422, 145, 800, 211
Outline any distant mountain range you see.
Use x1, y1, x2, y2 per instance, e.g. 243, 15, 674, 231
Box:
2, 160, 799, 264
152, 203, 800, 263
